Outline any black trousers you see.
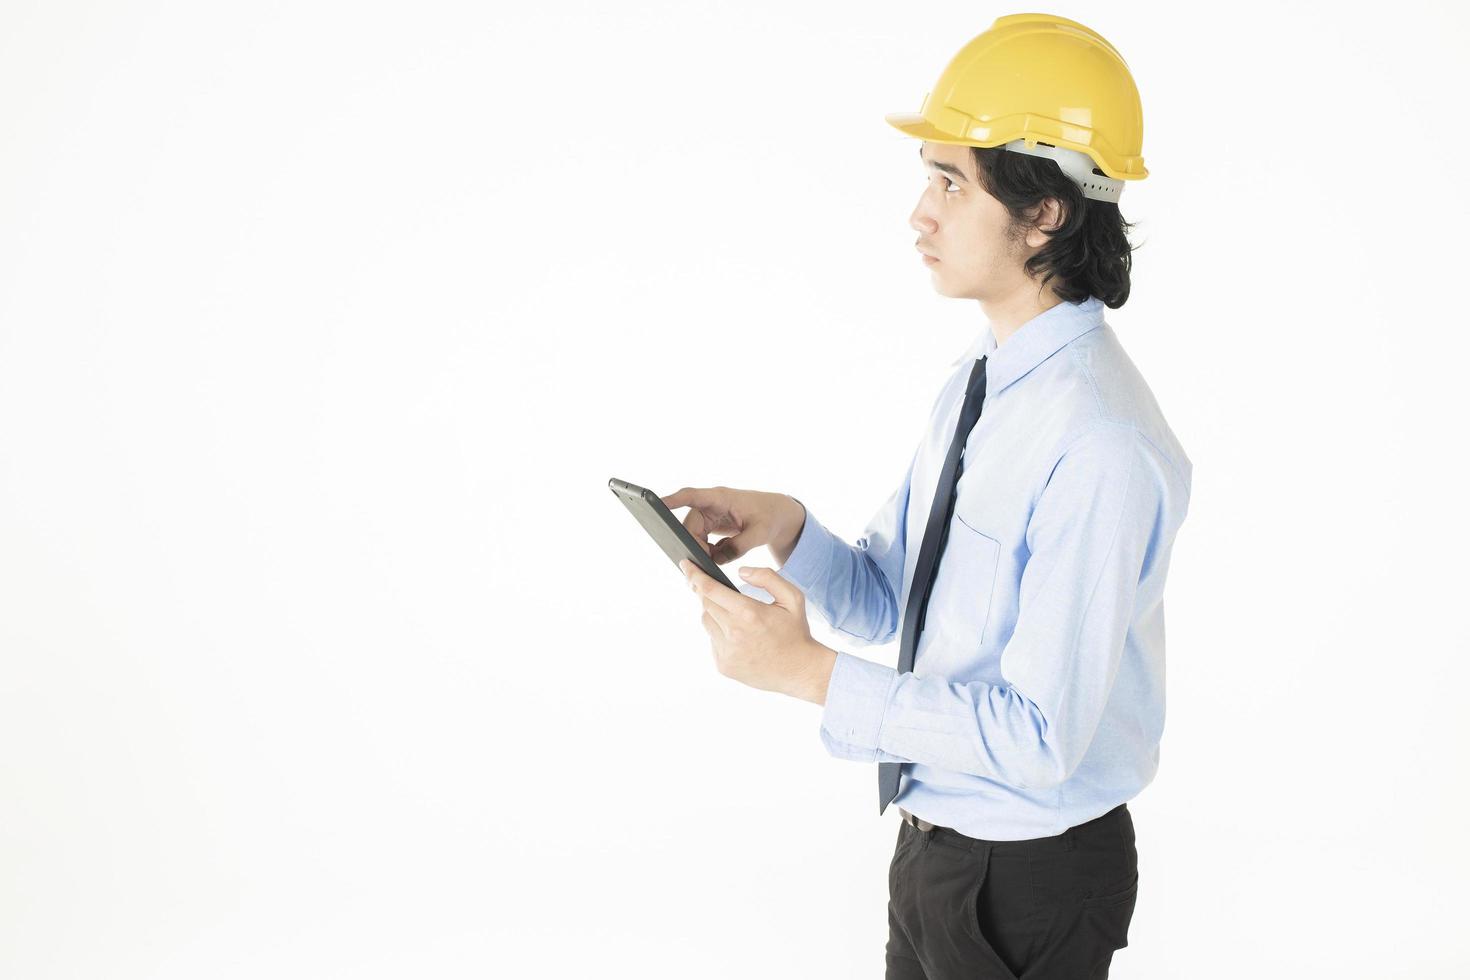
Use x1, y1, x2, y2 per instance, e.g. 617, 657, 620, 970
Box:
886, 803, 1138, 980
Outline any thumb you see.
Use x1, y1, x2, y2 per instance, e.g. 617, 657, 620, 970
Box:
738, 566, 803, 610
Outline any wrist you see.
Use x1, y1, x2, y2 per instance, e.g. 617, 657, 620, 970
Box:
792, 640, 837, 706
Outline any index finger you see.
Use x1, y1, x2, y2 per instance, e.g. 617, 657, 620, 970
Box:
661, 487, 705, 511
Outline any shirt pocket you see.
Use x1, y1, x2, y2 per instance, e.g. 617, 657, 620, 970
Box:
926, 515, 1002, 648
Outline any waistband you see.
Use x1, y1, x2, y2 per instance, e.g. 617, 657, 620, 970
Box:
898, 802, 1128, 853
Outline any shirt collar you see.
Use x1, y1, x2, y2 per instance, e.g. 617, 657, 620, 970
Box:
949, 295, 1106, 396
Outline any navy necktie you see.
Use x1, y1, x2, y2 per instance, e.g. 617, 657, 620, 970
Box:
878, 354, 989, 815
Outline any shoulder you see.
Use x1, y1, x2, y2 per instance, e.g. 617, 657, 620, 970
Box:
1042, 323, 1192, 491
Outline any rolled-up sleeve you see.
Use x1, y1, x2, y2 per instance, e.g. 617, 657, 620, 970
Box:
813, 422, 1167, 789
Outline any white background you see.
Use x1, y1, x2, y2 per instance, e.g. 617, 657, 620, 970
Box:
2, 1, 1468, 977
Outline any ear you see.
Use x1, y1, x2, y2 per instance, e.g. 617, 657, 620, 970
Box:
1025, 197, 1065, 248
1041, 196, 1067, 231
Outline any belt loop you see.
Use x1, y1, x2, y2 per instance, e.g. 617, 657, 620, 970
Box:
902, 808, 937, 846
1062, 825, 1077, 851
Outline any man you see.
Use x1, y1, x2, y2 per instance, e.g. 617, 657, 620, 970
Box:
663, 15, 1190, 979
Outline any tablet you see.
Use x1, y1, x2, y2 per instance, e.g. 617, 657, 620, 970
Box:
608, 477, 738, 592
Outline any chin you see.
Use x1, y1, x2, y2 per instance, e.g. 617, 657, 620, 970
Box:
929, 276, 970, 300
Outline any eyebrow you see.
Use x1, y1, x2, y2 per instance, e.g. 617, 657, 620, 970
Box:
919, 145, 971, 183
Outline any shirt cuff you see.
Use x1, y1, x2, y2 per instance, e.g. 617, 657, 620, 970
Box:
776, 502, 837, 595
818, 651, 900, 760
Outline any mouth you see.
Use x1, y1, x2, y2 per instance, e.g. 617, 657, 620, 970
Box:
916, 244, 939, 263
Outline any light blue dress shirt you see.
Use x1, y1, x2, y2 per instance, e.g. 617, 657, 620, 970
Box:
776, 295, 1192, 840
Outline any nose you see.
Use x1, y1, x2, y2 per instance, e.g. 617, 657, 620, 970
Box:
909, 193, 938, 237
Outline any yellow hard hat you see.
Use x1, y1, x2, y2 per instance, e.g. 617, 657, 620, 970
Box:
885, 13, 1147, 203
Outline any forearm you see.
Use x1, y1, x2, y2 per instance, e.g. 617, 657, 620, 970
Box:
776, 507, 903, 647
817, 652, 1068, 790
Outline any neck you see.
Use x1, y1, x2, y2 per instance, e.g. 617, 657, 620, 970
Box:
980, 285, 1066, 346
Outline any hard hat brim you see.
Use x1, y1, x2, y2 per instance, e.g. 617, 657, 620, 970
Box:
883, 112, 998, 147
885, 110, 1147, 182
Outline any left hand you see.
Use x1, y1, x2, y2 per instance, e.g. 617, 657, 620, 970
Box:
680, 559, 830, 701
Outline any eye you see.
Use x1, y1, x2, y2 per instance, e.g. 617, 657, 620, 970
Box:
929, 174, 960, 194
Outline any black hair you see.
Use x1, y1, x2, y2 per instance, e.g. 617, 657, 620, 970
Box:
970, 145, 1141, 309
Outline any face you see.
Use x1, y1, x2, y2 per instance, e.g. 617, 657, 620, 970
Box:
910, 141, 1060, 302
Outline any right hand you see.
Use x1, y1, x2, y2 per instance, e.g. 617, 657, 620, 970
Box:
660, 486, 806, 566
